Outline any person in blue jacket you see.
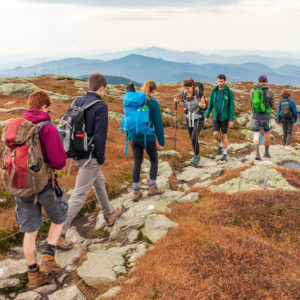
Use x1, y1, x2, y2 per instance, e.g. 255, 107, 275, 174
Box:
129, 80, 165, 202
277, 90, 298, 148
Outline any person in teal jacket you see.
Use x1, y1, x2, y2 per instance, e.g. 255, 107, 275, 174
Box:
129, 80, 165, 202
205, 74, 235, 161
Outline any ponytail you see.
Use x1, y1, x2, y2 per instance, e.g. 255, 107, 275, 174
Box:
142, 80, 157, 103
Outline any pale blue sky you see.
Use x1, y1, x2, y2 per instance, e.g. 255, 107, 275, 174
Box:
0, 0, 299, 59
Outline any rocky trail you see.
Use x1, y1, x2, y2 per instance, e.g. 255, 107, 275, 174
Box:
1, 144, 299, 300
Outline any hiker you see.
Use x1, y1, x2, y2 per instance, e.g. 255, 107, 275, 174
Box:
2, 91, 68, 290
250, 74, 275, 160
58, 73, 123, 249
127, 81, 165, 202
204, 74, 235, 161
174, 78, 207, 164
277, 90, 298, 149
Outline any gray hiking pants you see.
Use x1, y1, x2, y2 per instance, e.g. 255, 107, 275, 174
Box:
282, 120, 293, 146
62, 158, 114, 235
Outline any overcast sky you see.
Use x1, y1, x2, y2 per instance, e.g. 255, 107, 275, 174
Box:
0, 0, 299, 60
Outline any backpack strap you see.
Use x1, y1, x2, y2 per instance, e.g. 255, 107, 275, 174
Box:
125, 134, 130, 157
37, 121, 54, 134
82, 100, 102, 111
144, 120, 153, 154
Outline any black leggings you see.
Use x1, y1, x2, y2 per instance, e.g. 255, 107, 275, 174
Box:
186, 118, 203, 156
131, 141, 158, 183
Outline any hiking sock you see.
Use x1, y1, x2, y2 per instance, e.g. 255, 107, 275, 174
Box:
223, 149, 227, 155
133, 182, 140, 191
28, 263, 38, 273
149, 179, 156, 186
44, 244, 56, 256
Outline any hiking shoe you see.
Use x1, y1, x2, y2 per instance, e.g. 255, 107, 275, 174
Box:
217, 146, 223, 155
191, 155, 200, 165
40, 254, 62, 274
148, 184, 165, 197
255, 153, 262, 161
220, 154, 228, 161
56, 235, 73, 250
104, 206, 123, 227
133, 189, 143, 202
28, 270, 54, 291
263, 152, 271, 158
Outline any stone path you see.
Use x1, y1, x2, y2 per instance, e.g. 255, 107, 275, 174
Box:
1, 145, 299, 299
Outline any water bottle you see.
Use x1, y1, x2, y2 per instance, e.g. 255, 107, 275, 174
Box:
141, 105, 149, 123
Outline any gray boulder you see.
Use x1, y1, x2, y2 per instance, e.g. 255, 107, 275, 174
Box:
49, 286, 86, 300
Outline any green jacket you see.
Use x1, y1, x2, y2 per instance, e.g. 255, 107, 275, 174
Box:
205, 85, 235, 121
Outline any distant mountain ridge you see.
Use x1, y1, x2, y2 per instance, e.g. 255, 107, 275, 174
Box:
1, 54, 300, 86
78, 74, 141, 87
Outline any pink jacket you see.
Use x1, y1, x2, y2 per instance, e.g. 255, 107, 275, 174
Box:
23, 109, 67, 170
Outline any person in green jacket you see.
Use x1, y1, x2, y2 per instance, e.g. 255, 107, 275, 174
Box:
129, 80, 165, 202
205, 74, 235, 161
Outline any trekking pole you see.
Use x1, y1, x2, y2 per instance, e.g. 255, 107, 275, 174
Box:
174, 101, 178, 151
67, 159, 72, 177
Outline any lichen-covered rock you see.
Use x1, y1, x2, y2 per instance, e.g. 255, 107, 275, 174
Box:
16, 291, 41, 300
177, 192, 199, 203
97, 286, 121, 299
211, 165, 296, 193
49, 286, 86, 300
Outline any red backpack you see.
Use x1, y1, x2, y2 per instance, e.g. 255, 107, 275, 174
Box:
2, 119, 54, 204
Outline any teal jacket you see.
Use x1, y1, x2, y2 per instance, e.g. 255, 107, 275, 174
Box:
205, 85, 235, 121
129, 97, 165, 146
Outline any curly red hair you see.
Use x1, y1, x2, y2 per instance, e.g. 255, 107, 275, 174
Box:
27, 90, 51, 109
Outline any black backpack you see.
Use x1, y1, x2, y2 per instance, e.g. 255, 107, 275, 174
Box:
57, 99, 101, 159
280, 100, 292, 120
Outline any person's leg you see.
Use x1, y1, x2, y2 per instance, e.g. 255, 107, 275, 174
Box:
62, 159, 100, 236
264, 129, 271, 158
286, 120, 293, 146
23, 231, 38, 266
251, 118, 262, 160
191, 119, 203, 157
282, 121, 288, 145
131, 141, 144, 201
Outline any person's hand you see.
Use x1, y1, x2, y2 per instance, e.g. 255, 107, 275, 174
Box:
199, 101, 206, 109
229, 121, 234, 128
174, 97, 180, 104
158, 145, 164, 150
205, 118, 209, 124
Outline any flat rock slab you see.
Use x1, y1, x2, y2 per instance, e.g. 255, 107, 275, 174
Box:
0, 259, 27, 292
98, 286, 121, 299
49, 286, 86, 300
16, 291, 41, 300
211, 165, 296, 193
77, 248, 125, 286
177, 166, 222, 182
142, 214, 178, 243
177, 192, 199, 203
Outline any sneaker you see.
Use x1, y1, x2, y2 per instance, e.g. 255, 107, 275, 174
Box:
133, 189, 143, 202
148, 184, 165, 197
104, 206, 123, 227
217, 146, 223, 155
28, 269, 54, 291
191, 155, 200, 165
40, 254, 62, 274
263, 152, 271, 158
56, 235, 73, 250
220, 154, 228, 161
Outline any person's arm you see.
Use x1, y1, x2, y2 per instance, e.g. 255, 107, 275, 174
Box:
152, 101, 165, 147
291, 100, 298, 122
229, 90, 235, 121
94, 104, 108, 165
204, 91, 214, 119
269, 90, 275, 108
40, 125, 67, 170
277, 101, 282, 123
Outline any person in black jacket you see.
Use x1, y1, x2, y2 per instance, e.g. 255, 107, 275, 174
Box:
58, 73, 123, 249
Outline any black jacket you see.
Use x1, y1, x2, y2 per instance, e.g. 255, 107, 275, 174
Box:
75, 92, 108, 165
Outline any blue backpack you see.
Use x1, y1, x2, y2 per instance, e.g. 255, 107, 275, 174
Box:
122, 91, 155, 156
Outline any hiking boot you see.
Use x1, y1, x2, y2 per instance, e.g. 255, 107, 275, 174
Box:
148, 184, 165, 197
56, 235, 73, 250
40, 254, 62, 274
133, 189, 143, 202
217, 146, 223, 155
263, 146, 271, 158
28, 270, 54, 291
191, 155, 200, 165
220, 153, 228, 161
104, 206, 123, 227
254, 144, 262, 161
